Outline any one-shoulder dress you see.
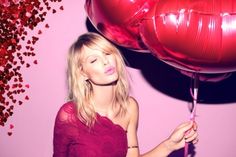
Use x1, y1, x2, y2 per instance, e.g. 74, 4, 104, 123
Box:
53, 101, 128, 157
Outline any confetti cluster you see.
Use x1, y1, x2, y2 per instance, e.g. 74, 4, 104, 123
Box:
0, 0, 63, 131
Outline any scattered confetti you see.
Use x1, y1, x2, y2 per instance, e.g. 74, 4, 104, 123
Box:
0, 0, 63, 129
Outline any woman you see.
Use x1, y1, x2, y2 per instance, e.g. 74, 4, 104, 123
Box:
53, 32, 198, 157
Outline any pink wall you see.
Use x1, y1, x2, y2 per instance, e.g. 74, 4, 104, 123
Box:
1, 1, 236, 157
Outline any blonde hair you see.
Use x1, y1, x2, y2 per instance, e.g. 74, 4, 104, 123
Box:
67, 32, 130, 127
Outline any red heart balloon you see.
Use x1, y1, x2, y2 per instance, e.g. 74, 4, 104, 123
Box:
140, 0, 236, 73
85, 0, 157, 52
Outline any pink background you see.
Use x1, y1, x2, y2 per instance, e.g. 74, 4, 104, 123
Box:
1, 1, 236, 157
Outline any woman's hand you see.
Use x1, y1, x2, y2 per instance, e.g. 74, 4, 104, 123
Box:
165, 121, 198, 152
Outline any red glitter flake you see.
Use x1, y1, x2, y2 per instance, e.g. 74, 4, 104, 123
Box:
21, 36, 25, 40
32, 36, 39, 44
33, 60, 38, 64
10, 124, 14, 129
7, 132, 12, 136
59, 6, 64, 10
45, 23, 49, 28
25, 95, 29, 100
26, 63, 30, 68
0, 0, 63, 131
16, 45, 22, 50
47, 6, 51, 10
38, 30, 42, 35
18, 101, 23, 105
39, 7, 43, 11
25, 46, 30, 50
27, 40, 31, 44
52, 9, 56, 14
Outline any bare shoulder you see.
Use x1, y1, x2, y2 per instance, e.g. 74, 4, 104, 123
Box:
128, 96, 139, 111
127, 96, 139, 119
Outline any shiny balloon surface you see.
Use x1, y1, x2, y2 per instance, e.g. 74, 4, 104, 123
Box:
85, 0, 157, 52
140, 0, 236, 73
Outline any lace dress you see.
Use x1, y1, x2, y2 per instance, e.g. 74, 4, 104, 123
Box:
53, 101, 128, 157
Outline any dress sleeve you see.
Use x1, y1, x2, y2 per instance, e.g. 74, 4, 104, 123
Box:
53, 103, 78, 157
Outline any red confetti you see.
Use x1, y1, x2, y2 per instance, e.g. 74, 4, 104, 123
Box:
18, 101, 23, 105
25, 95, 29, 100
7, 132, 12, 136
47, 7, 51, 10
33, 60, 38, 64
0, 0, 64, 132
9, 124, 14, 129
52, 9, 56, 14
45, 23, 49, 28
32, 36, 39, 44
59, 6, 64, 10
26, 63, 30, 68
38, 30, 42, 35
25, 84, 30, 88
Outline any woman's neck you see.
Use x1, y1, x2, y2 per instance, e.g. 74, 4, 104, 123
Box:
91, 84, 115, 117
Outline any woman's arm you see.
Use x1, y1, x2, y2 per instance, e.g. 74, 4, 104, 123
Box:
141, 121, 198, 157
126, 97, 198, 157
126, 97, 140, 157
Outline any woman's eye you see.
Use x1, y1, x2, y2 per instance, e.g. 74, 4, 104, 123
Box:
105, 52, 111, 55
90, 59, 97, 63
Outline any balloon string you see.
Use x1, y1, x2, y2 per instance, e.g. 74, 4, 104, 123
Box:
184, 74, 199, 157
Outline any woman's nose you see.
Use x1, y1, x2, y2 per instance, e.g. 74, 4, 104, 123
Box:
102, 56, 109, 65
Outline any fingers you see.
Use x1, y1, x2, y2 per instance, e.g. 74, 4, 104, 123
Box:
181, 120, 197, 135
192, 121, 198, 131
191, 138, 199, 144
184, 130, 198, 143
166, 121, 199, 151
178, 121, 194, 132
184, 122, 198, 143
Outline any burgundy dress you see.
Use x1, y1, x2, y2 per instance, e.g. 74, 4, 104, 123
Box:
53, 101, 128, 157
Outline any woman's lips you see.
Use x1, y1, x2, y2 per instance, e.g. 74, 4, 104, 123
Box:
104, 66, 116, 75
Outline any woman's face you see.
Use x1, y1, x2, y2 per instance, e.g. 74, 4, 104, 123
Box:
81, 46, 119, 86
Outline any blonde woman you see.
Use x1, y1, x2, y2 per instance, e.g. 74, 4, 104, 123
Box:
53, 32, 198, 157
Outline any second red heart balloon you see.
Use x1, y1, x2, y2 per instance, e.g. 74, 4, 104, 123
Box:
140, 0, 236, 73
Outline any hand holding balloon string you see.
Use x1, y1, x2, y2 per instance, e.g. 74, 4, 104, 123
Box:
184, 74, 199, 157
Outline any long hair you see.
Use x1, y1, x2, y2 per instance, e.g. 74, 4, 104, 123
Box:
67, 32, 130, 128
